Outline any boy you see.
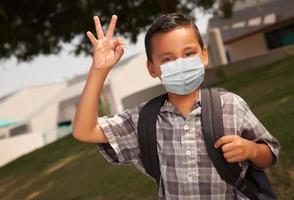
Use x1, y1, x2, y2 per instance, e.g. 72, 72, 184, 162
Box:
73, 13, 280, 199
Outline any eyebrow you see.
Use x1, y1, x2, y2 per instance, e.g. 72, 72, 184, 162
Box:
183, 44, 198, 50
158, 52, 173, 58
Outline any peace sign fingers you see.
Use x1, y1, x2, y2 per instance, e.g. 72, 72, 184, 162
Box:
93, 16, 104, 39
106, 15, 118, 40
92, 15, 117, 41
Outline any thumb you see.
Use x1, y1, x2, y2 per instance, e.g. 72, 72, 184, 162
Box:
114, 45, 124, 63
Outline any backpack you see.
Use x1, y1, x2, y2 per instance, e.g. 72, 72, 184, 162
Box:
137, 87, 277, 200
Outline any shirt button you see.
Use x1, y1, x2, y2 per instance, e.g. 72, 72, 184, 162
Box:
186, 150, 191, 156
184, 125, 189, 131
187, 175, 192, 182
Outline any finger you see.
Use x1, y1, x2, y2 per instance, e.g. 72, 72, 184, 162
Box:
215, 135, 237, 148
221, 142, 236, 153
106, 15, 118, 40
93, 16, 104, 39
116, 37, 124, 46
113, 45, 124, 64
117, 37, 124, 44
227, 155, 243, 163
86, 31, 98, 46
111, 37, 124, 49
223, 149, 240, 160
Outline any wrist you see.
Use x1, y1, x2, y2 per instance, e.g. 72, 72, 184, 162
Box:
90, 65, 111, 74
248, 141, 258, 161
87, 66, 111, 85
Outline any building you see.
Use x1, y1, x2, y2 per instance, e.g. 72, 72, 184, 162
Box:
0, 82, 67, 138
0, 53, 163, 166
207, 0, 294, 64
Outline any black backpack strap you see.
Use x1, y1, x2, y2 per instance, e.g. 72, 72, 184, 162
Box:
138, 93, 168, 184
201, 88, 242, 185
201, 88, 277, 200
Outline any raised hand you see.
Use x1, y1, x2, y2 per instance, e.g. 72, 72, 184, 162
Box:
87, 15, 125, 70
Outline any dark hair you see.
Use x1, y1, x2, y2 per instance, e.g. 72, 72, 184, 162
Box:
144, 13, 204, 61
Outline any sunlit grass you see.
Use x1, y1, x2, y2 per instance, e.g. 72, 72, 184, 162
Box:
214, 56, 294, 200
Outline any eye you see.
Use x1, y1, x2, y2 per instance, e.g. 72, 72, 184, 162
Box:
185, 51, 196, 57
161, 57, 173, 64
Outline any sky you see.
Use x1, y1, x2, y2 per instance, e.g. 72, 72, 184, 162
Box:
0, 11, 212, 98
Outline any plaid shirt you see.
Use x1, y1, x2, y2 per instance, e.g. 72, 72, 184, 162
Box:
96, 89, 280, 200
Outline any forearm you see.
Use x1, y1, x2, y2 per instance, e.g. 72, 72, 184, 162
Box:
73, 14, 124, 142
73, 66, 110, 134
249, 141, 273, 169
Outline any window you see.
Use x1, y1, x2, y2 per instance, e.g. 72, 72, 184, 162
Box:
265, 22, 294, 49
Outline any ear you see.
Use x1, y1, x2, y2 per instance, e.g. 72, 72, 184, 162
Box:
146, 59, 160, 78
200, 47, 209, 66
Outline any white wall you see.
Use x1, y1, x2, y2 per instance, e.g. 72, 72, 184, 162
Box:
207, 28, 228, 67
58, 103, 77, 123
0, 83, 66, 121
0, 126, 72, 167
30, 103, 60, 132
0, 132, 44, 167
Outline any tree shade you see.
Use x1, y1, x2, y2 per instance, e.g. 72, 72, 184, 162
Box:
0, 0, 236, 62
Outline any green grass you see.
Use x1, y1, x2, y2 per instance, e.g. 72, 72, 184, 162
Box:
213, 56, 294, 200
0, 56, 293, 199
0, 136, 157, 200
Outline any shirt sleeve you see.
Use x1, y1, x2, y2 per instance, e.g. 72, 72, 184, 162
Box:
234, 94, 281, 167
96, 103, 145, 165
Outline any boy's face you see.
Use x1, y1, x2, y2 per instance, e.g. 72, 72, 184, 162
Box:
147, 26, 208, 79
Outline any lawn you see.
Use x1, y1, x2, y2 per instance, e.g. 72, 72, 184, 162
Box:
0, 134, 158, 200
214, 56, 294, 200
0, 56, 293, 200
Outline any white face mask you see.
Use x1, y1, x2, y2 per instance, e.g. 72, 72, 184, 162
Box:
159, 55, 205, 95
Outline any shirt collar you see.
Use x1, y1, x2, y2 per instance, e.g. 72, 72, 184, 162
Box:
159, 88, 202, 114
